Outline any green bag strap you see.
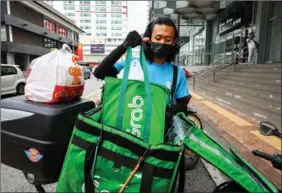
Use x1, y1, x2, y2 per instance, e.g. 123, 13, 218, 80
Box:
181, 124, 270, 192
116, 46, 152, 142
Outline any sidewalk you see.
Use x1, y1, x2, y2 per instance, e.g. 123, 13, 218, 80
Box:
190, 91, 281, 189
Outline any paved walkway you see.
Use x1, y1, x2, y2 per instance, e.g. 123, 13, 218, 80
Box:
189, 91, 282, 189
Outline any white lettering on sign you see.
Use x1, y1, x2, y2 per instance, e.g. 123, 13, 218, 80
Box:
128, 96, 144, 138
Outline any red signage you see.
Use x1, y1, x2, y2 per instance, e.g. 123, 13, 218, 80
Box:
76, 43, 83, 61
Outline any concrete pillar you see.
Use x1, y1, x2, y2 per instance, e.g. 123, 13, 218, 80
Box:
6, 52, 15, 64
255, 1, 270, 64
204, 20, 212, 66
24, 55, 30, 70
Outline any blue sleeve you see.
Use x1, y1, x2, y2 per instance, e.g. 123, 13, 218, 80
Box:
114, 60, 125, 73
175, 67, 190, 99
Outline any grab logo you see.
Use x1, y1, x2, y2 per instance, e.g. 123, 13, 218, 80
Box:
69, 66, 82, 85
127, 96, 144, 138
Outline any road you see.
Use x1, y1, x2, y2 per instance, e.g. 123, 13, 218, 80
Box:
1, 77, 229, 192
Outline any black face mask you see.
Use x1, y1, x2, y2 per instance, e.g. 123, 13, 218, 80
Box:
150, 42, 175, 58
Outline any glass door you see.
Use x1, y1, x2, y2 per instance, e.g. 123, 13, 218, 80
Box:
266, 2, 282, 64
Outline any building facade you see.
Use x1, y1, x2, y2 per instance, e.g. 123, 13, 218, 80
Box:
178, 1, 282, 66
150, 0, 281, 66
52, 0, 128, 62
1, 1, 83, 70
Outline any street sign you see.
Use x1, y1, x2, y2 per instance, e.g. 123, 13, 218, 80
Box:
90, 44, 105, 53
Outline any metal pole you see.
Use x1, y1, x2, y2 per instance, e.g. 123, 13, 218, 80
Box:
231, 29, 235, 64
193, 76, 195, 91
251, 1, 255, 32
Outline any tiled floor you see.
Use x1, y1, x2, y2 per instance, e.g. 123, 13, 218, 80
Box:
190, 91, 282, 189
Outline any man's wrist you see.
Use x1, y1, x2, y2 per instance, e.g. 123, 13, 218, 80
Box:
122, 40, 129, 49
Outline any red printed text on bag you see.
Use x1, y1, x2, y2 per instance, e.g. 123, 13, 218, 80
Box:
69, 66, 82, 85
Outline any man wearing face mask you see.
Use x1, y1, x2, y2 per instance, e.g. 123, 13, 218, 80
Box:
94, 17, 191, 115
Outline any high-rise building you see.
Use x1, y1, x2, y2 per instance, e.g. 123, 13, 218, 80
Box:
1, 1, 83, 70
52, 0, 128, 62
44, 1, 53, 7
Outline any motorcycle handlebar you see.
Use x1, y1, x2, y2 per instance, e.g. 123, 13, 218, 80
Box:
252, 150, 273, 161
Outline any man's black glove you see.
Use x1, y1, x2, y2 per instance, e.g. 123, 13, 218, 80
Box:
122, 30, 142, 48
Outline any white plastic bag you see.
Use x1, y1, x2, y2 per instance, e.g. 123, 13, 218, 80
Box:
117, 58, 144, 81
25, 44, 85, 103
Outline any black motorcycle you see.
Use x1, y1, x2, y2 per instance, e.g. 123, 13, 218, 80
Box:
252, 121, 282, 171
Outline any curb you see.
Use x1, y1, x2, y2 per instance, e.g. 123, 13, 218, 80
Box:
201, 159, 229, 186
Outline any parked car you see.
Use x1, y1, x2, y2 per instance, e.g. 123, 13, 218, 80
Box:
1, 64, 26, 96
83, 66, 91, 80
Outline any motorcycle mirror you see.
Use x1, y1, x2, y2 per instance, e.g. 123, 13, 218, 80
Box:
259, 121, 278, 136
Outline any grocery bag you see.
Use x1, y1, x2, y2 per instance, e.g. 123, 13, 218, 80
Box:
101, 46, 171, 145
117, 57, 144, 81
25, 44, 85, 103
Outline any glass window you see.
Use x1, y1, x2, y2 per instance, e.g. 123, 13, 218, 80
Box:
111, 13, 122, 18
44, 20, 56, 33
112, 1, 122, 5
80, 20, 91, 23
96, 13, 107, 17
96, 1, 106, 4
86, 33, 92, 36
66, 13, 75, 17
96, 33, 107, 37
1, 25, 7, 41
64, 1, 73, 3
57, 26, 67, 37
95, 6, 106, 11
111, 20, 122, 24
96, 20, 107, 24
111, 26, 122, 30
111, 7, 122, 12
1, 66, 17, 76
44, 38, 57, 49
67, 30, 73, 40
266, 1, 282, 63
80, 13, 91, 17
80, 1, 90, 5
112, 33, 122, 37
80, 7, 91, 11
81, 26, 91, 30
96, 26, 107, 30
64, 5, 75, 10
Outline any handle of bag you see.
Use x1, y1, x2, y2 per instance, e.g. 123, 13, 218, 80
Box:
61, 44, 72, 53
116, 46, 152, 142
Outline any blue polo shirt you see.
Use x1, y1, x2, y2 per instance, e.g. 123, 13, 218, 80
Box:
114, 58, 189, 104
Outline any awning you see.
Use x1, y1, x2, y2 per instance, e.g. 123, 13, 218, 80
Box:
151, 1, 222, 25
150, 1, 224, 46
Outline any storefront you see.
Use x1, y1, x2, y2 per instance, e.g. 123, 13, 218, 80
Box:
209, 1, 257, 64
179, 1, 258, 66
179, 26, 205, 66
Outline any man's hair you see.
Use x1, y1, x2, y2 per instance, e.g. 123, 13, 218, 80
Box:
142, 17, 180, 63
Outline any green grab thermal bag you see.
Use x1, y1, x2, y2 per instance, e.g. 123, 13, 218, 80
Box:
56, 107, 185, 193
101, 46, 171, 145
56, 110, 278, 193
